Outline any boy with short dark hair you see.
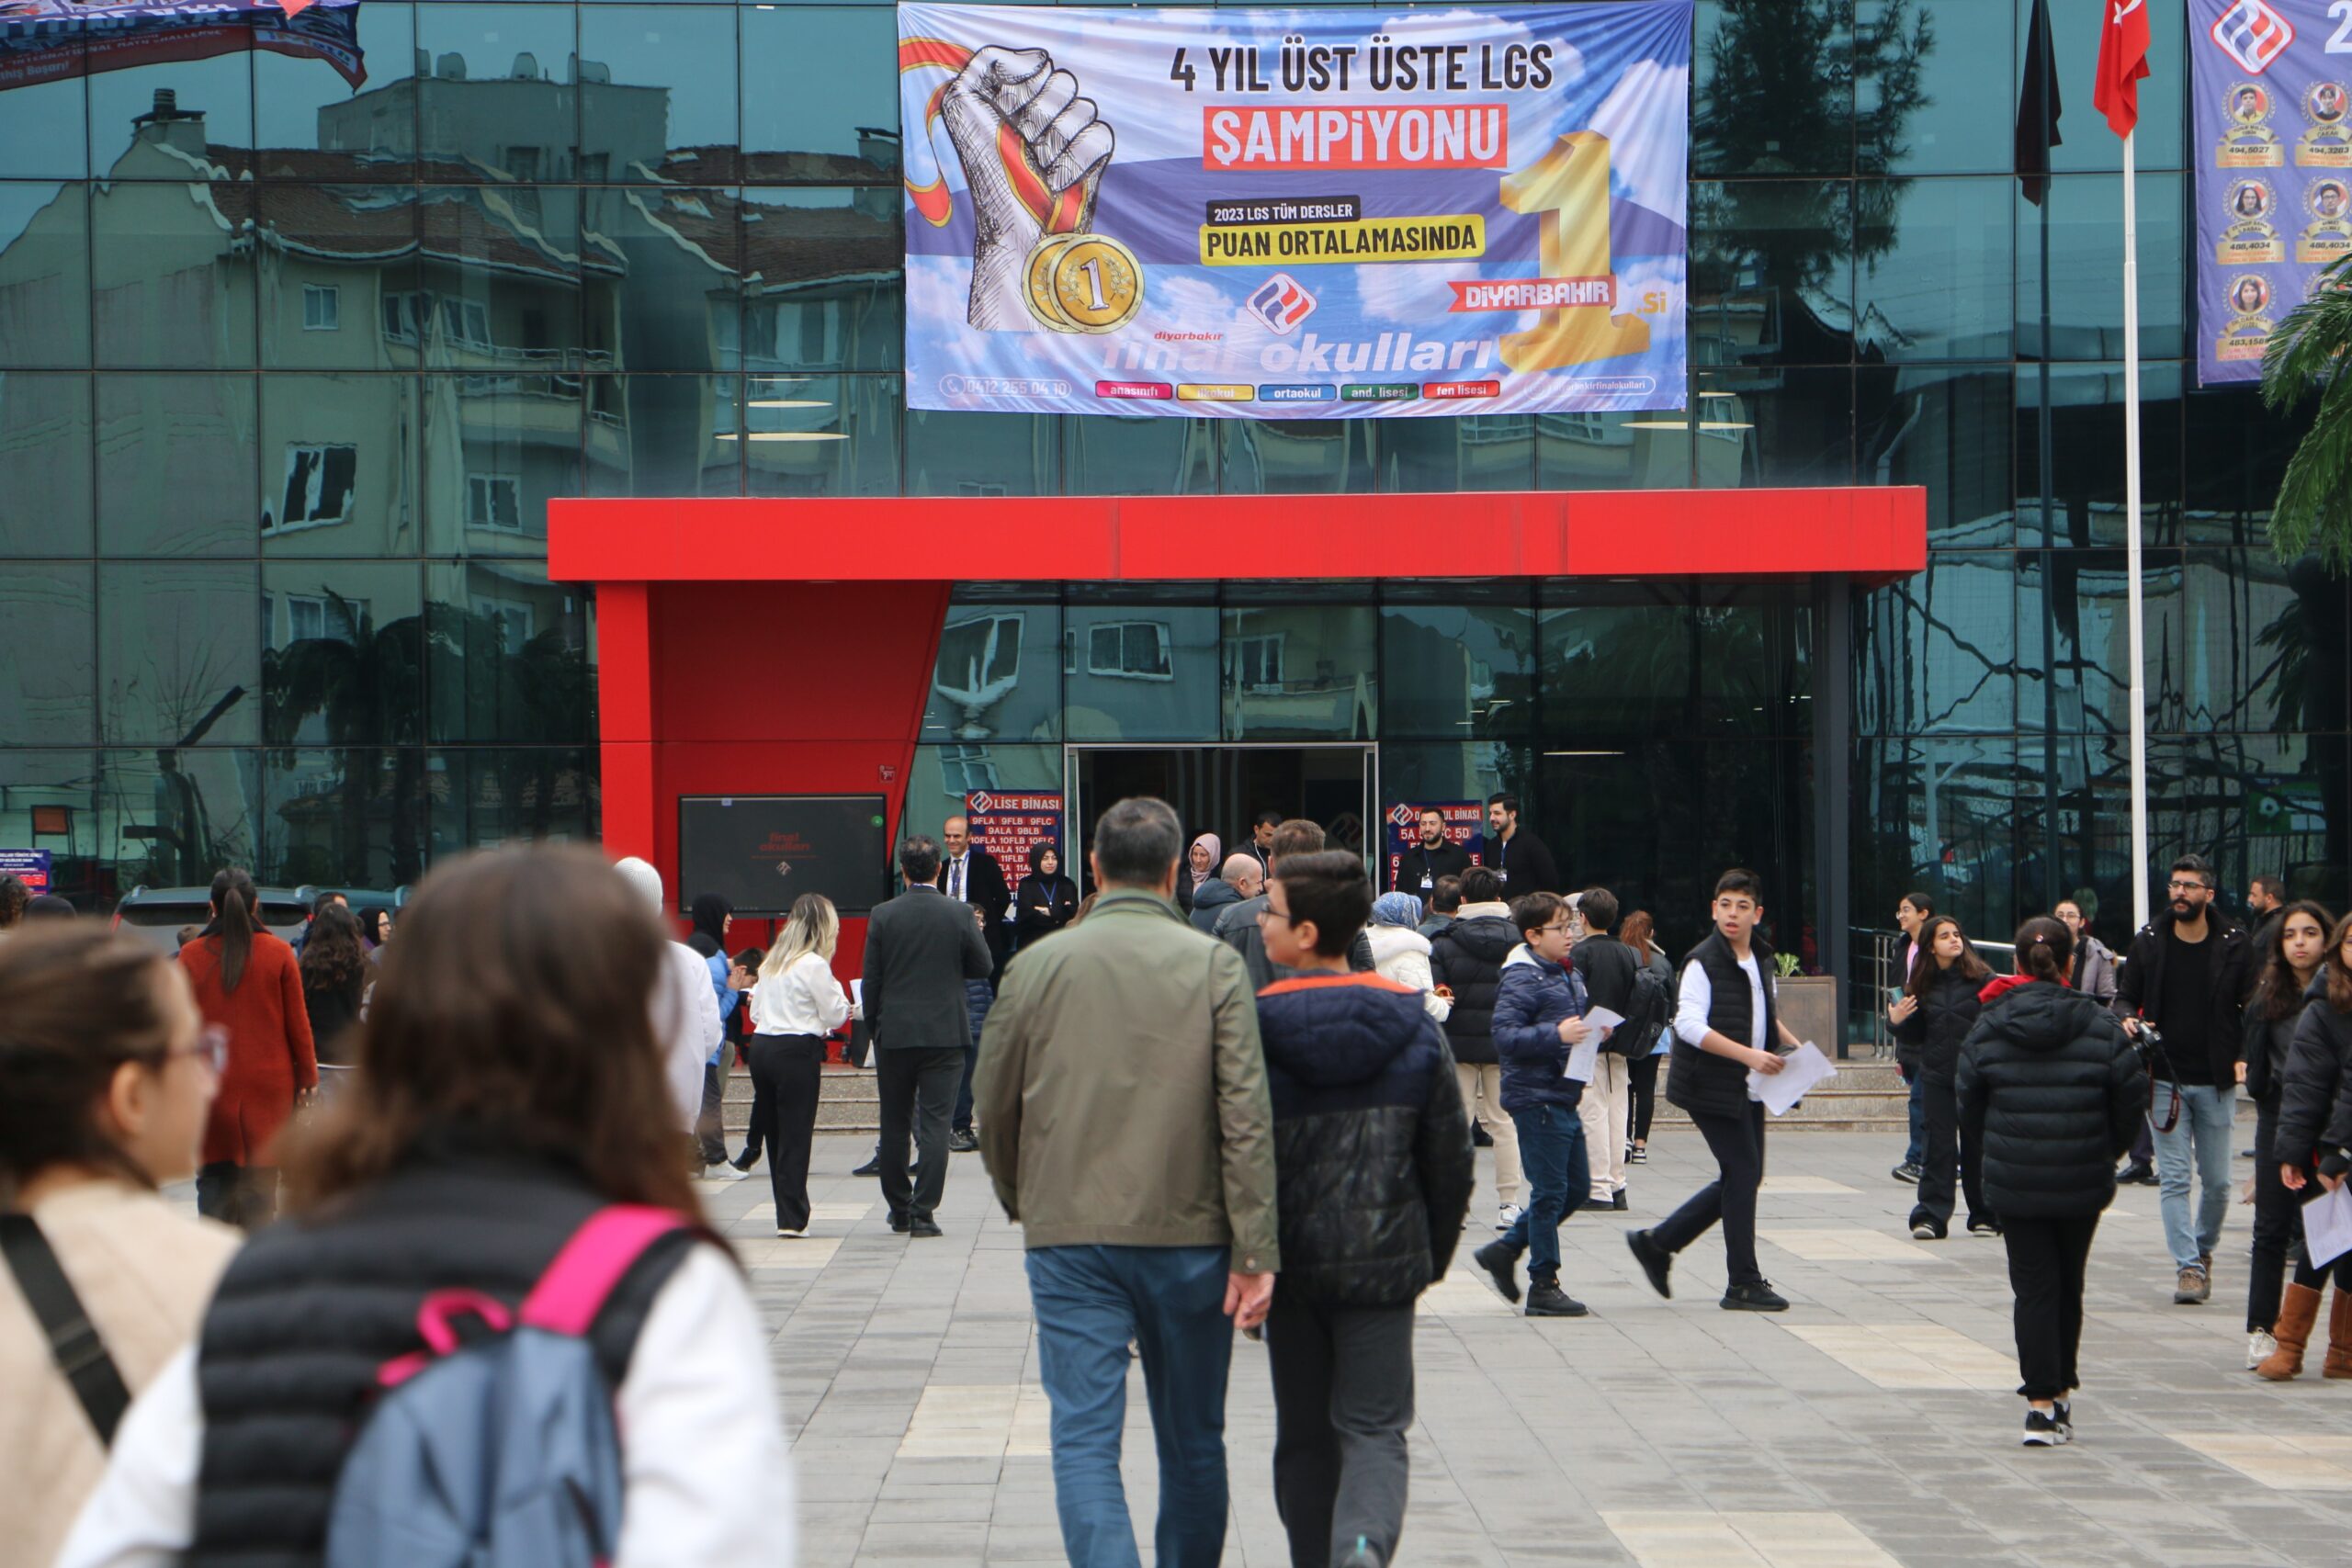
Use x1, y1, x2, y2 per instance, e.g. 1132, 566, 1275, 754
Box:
1472, 889, 1601, 1317
1254, 850, 1472, 1568
1627, 869, 1804, 1312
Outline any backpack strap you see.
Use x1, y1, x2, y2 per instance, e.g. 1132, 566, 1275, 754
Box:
519, 1205, 692, 1337
0, 1213, 133, 1446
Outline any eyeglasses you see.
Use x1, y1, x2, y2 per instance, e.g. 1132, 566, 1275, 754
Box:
163, 1024, 229, 1076
1258, 906, 1295, 925
2166, 878, 2211, 892
1535, 921, 1575, 935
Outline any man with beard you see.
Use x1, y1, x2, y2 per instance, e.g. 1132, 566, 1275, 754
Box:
1484, 793, 1559, 896
1394, 807, 1472, 895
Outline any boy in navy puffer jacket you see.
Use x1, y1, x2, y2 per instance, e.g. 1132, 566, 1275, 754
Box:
1254, 851, 1473, 1568
1472, 889, 1602, 1318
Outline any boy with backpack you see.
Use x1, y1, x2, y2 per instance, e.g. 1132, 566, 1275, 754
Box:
1473, 890, 1604, 1317
1571, 886, 1648, 1211
1252, 850, 1473, 1568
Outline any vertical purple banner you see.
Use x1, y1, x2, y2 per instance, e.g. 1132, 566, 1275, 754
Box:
2192, 0, 2352, 385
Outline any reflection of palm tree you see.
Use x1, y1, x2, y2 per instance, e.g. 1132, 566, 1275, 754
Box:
425, 606, 593, 844
2261, 253, 2352, 569
263, 592, 426, 886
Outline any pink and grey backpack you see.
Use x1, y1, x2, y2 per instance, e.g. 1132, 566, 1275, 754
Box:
324, 1206, 691, 1568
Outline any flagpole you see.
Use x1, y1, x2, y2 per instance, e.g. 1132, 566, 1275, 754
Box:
2122, 126, 2150, 931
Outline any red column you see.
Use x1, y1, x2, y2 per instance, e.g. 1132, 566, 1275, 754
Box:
597, 581, 657, 864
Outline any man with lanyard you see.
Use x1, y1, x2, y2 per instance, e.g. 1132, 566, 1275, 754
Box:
1484, 793, 1559, 895
1395, 807, 1472, 896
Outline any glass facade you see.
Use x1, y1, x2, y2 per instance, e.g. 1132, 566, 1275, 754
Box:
1, 0, 2345, 1008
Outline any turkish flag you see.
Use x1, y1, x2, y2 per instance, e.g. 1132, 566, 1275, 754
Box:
2094, 0, 2152, 138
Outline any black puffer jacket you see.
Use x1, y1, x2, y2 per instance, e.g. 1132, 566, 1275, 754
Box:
2277, 978, 2352, 1168
1895, 964, 1985, 1082
1430, 911, 1516, 1066
1956, 978, 2144, 1220
2243, 970, 2318, 1104
1254, 972, 1474, 1308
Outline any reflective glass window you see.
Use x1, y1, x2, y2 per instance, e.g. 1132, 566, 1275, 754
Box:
1536, 407, 1692, 490
1375, 740, 1529, 820
419, 371, 582, 555
905, 745, 1061, 843
1063, 602, 1219, 741
1853, 551, 2015, 735
1222, 604, 1374, 741
1697, 585, 1812, 734
737, 188, 901, 373
1859, 365, 2013, 547
1534, 738, 1711, 943
1856, 177, 2013, 362
426, 749, 595, 865
740, 7, 898, 180
1694, 0, 1851, 177
1856, 0, 2008, 175
906, 408, 1054, 497
261, 561, 424, 750
96, 374, 260, 558
1850, 736, 2020, 942
419, 185, 581, 364
97, 561, 263, 746
262, 747, 430, 893
1694, 367, 1854, 489
593, 185, 738, 374
743, 373, 900, 496
0, 562, 96, 746
2182, 548, 2347, 735
2184, 382, 2311, 547
1690, 181, 1854, 365
2018, 550, 2176, 741
1065, 415, 1216, 495
2150, 734, 2348, 911
87, 38, 253, 180
1378, 417, 1533, 493
1381, 601, 1535, 739
2028, 0, 2184, 174
2017, 362, 2184, 548
254, 2, 421, 183
97, 747, 262, 890
415, 6, 580, 181
426, 561, 594, 743
260, 375, 422, 558
259, 186, 422, 370
0, 752, 101, 908
2017, 175, 2184, 361
924, 603, 1062, 746
92, 175, 254, 369
0, 371, 95, 555
0, 40, 87, 180
0, 183, 92, 368
578, 6, 737, 182
1220, 420, 1374, 494
1537, 582, 1694, 735
585, 375, 740, 496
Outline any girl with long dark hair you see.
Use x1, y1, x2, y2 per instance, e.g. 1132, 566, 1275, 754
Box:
58, 846, 790, 1568
2244, 899, 2335, 1372
2267, 912, 2352, 1381
298, 902, 369, 1098
748, 893, 854, 1236
1890, 914, 1996, 1240
178, 867, 313, 1229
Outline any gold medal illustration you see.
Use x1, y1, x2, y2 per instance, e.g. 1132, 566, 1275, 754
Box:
1022, 233, 1143, 333
1024, 234, 1082, 332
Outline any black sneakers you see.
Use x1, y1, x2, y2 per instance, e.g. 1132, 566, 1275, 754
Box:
908, 1218, 944, 1238
1966, 1217, 2003, 1237
1472, 1239, 1521, 1303
1611, 1191, 1630, 1212
2021, 1406, 2070, 1446
947, 1128, 979, 1153
1524, 1280, 1589, 1317
1721, 1281, 1791, 1313
1625, 1228, 1674, 1299
1890, 1161, 1924, 1184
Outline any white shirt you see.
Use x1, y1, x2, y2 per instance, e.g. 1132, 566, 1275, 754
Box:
653, 941, 724, 1131
944, 852, 970, 902
54, 1246, 794, 1568
1674, 952, 1770, 1055
749, 952, 855, 1037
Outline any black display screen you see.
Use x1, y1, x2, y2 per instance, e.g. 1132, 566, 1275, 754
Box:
675, 795, 891, 917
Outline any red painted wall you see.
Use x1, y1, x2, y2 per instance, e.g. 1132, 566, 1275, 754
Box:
645, 580, 950, 976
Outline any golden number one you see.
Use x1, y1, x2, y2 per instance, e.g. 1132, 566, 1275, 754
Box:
1497, 131, 1651, 373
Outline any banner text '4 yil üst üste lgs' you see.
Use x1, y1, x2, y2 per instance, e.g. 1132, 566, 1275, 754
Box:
898, 2, 1691, 418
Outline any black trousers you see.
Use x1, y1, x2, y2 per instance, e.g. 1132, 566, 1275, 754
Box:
1627, 1053, 1661, 1145
739, 1053, 775, 1163
1265, 1293, 1415, 1568
2001, 1213, 2098, 1400
2249, 1097, 2301, 1331
1911, 1071, 1992, 1234
1652, 1101, 1768, 1287
747, 1033, 826, 1233
195, 1162, 279, 1232
876, 1045, 964, 1224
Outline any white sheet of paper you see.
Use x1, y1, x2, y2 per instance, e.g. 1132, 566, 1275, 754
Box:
1563, 1036, 1602, 1083
850, 978, 864, 1010
1747, 1041, 1836, 1116
1582, 1006, 1626, 1033
2303, 1181, 2352, 1269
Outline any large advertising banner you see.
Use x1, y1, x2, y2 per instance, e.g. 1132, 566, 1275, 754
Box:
2191, 0, 2352, 384
965, 790, 1064, 876
898, 1, 1690, 418
0, 849, 52, 897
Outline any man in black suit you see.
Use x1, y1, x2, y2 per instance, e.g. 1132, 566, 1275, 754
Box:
1394, 807, 1473, 895
1485, 792, 1559, 895
1238, 810, 1282, 874
938, 814, 1013, 970
865, 834, 993, 1236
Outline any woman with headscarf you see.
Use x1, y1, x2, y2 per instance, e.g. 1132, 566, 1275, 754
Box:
1176, 832, 1222, 917
1367, 891, 1451, 1021
1012, 840, 1080, 951
684, 893, 742, 1171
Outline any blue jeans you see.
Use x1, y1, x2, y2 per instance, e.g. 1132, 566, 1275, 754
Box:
1498, 1102, 1587, 1282
1023, 1245, 1235, 1568
1904, 1066, 1926, 1166
2153, 1082, 2236, 1270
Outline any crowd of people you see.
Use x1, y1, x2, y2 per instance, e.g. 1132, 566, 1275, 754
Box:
11, 816, 2352, 1567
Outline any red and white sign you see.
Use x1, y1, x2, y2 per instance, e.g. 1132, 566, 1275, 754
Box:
966, 792, 1064, 876
2208, 0, 2292, 74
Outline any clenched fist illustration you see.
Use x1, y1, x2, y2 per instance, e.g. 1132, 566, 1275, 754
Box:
939, 46, 1115, 330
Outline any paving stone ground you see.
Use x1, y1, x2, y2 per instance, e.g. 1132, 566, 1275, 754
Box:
708, 1123, 2352, 1567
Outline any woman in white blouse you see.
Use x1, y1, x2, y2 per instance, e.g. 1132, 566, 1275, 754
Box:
747, 894, 856, 1236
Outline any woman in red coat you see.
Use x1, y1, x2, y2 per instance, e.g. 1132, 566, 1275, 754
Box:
179, 866, 315, 1228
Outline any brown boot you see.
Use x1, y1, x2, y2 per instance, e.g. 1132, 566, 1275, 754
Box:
2325, 1288, 2352, 1379
2256, 1283, 2323, 1381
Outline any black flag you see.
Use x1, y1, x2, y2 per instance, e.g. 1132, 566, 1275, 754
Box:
2017, 0, 2064, 206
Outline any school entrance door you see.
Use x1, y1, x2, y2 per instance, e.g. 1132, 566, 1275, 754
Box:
1065, 743, 1377, 896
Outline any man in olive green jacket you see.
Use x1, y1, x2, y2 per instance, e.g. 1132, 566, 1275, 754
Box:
975, 795, 1277, 1568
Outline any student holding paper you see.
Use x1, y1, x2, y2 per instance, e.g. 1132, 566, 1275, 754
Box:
2269, 911, 2352, 1381
1472, 890, 1599, 1319
1624, 869, 1802, 1313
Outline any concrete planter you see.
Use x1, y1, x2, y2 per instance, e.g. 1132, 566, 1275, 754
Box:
1776, 974, 1840, 1055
